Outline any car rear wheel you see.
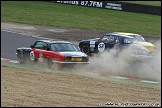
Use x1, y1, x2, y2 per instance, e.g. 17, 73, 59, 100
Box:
44, 58, 52, 69
17, 51, 25, 64
81, 44, 91, 55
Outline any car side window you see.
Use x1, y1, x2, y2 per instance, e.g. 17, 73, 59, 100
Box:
34, 41, 48, 50
42, 42, 48, 50
115, 37, 121, 44
102, 35, 110, 41
34, 42, 43, 49
134, 35, 145, 42
124, 39, 131, 44
109, 35, 116, 42
102, 35, 117, 42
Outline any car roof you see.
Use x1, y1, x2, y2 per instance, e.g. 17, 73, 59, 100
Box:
113, 32, 141, 36
37, 39, 71, 44
105, 33, 135, 39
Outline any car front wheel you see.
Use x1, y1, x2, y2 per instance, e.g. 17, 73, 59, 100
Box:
44, 58, 52, 69
81, 44, 91, 55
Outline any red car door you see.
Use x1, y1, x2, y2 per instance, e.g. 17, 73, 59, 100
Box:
32, 48, 45, 62
30, 41, 65, 63
31, 41, 48, 62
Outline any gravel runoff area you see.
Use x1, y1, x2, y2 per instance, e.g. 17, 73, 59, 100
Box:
1, 22, 160, 43
1, 66, 161, 107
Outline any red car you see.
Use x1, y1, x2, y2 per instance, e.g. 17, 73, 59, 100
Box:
16, 40, 90, 68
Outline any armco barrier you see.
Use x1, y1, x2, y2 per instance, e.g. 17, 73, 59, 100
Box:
47, 1, 161, 16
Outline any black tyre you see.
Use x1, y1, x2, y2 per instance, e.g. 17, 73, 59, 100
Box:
17, 51, 25, 64
81, 44, 91, 55
44, 58, 52, 69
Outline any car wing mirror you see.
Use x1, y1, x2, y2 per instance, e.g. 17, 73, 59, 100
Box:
95, 38, 100, 40
30, 45, 34, 48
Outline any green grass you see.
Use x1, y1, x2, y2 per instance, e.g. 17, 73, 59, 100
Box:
1, 1, 161, 36
120, 1, 161, 6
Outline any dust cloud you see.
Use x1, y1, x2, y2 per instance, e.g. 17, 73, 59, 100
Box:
75, 40, 161, 82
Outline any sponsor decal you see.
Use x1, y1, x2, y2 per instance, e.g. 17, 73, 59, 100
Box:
98, 42, 105, 52
90, 40, 95, 48
38, 53, 43, 62
105, 3, 122, 10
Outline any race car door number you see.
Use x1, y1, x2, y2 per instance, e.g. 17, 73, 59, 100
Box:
98, 42, 105, 52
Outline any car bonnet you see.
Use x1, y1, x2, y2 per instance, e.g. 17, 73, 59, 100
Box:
138, 41, 155, 47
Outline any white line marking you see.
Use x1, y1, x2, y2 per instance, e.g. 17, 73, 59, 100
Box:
141, 80, 160, 84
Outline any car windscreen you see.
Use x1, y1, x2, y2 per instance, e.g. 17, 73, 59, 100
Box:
123, 38, 138, 44
51, 43, 78, 52
130, 35, 146, 42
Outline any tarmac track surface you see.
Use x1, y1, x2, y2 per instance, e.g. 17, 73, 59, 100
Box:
1, 30, 38, 60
